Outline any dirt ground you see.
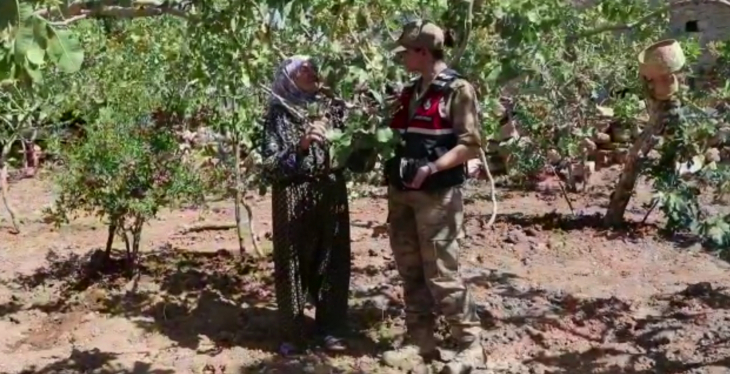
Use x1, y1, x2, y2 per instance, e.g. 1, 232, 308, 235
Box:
1, 167, 730, 374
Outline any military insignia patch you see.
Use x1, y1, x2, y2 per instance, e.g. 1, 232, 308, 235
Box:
439, 97, 448, 118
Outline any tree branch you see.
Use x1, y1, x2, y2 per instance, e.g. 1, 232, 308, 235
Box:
568, 0, 730, 42
178, 222, 237, 234
449, 0, 474, 69
36, 0, 192, 25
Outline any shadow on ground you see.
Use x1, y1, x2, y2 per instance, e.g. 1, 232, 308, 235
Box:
236, 353, 371, 374
6, 241, 730, 373
6, 348, 174, 374
2, 245, 396, 365
495, 211, 658, 233
489, 212, 716, 251
463, 267, 730, 373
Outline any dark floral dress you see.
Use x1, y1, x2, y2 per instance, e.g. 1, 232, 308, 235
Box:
260, 100, 351, 347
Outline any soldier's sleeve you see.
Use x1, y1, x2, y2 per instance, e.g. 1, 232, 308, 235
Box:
447, 79, 482, 151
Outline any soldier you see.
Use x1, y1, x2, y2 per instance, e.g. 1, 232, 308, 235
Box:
381, 20, 485, 374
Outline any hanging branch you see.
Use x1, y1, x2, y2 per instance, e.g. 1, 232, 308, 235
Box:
0, 157, 19, 234
448, 0, 498, 227
448, 0, 473, 69
35, 0, 193, 24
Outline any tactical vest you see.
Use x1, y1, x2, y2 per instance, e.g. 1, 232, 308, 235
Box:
385, 69, 467, 191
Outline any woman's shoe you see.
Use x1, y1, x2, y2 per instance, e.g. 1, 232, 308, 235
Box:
279, 342, 302, 356
321, 335, 347, 352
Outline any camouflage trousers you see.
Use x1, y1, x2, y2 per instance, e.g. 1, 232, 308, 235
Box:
387, 185, 481, 346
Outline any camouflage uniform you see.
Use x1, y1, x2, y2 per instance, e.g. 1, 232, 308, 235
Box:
382, 21, 484, 374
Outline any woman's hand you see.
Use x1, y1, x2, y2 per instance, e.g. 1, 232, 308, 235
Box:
299, 122, 327, 151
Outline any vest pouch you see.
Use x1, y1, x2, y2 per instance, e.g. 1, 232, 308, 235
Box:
400, 157, 428, 185
383, 156, 401, 188
383, 156, 428, 190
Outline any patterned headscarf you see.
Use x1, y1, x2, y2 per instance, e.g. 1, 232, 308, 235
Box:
269, 55, 318, 108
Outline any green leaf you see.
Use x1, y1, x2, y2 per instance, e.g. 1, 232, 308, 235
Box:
24, 61, 42, 82
26, 45, 44, 65
525, 10, 539, 23
486, 66, 502, 83
240, 71, 251, 87
13, 6, 36, 64
46, 27, 84, 73
368, 89, 383, 104
376, 128, 394, 143
326, 128, 344, 142
707, 220, 730, 245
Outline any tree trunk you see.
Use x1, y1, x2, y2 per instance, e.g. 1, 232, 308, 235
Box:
604, 82, 679, 227
123, 229, 132, 264
20, 140, 28, 171
131, 218, 143, 273
122, 217, 144, 276
105, 222, 116, 260
0, 155, 19, 234
233, 141, 246, 257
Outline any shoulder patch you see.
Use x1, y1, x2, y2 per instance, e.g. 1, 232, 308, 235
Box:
400, 77, 419, 93
438, 96, 448, 119
404, 76, 419, 87
447, 78, 469, 91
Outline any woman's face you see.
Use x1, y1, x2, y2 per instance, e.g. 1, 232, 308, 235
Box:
292, 61, 319, 93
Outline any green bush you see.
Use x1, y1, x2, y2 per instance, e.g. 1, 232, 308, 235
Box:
47, 107, 204, 271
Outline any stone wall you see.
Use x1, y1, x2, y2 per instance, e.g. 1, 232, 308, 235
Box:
576, 0, 730, 71
483, 103, 641, 183
485, 108, 730, 184
665, 0, 730, 70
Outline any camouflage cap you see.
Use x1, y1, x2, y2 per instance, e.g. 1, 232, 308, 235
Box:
391, 20, 445, 53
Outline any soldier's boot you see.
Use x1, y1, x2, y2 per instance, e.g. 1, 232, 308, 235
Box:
440, 325, 485, 374
439, 340, 485, 374
381, 327, 437, 371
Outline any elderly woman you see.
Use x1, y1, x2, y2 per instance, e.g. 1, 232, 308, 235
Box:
260, 56, 353, 355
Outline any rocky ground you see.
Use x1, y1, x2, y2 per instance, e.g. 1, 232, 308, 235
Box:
1, 167, 729, 374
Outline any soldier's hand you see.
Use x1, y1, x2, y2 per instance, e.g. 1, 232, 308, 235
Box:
467, 158, 484, 179
406, 162, 437, 189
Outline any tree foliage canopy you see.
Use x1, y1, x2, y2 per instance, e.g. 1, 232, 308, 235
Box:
1, 0, 730, 259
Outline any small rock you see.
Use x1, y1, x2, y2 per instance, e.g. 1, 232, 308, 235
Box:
504, 229, 525, 244
650, 330, 675, 346
682, 282, 713, 297
705, 147, 721, 162
546, 149, 561, 164
524, 227, 538, 237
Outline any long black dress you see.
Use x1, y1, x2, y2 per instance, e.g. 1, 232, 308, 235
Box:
260, 100, 352, 348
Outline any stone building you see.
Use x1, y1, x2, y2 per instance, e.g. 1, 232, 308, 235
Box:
663, 0, 730, 70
